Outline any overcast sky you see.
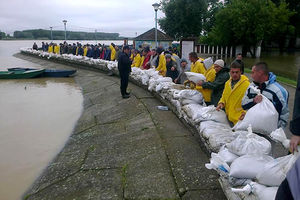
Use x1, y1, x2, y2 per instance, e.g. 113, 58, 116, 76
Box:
0, 0, 165, 37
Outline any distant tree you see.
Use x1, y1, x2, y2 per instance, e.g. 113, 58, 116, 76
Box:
12, 29, 120, 40
0, 31, 5, 39
159, 0, 208, 39
206, 0, 294, 57
271, 0, 300, 50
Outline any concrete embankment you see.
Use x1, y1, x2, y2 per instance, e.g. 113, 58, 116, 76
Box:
17, 52, 226, 200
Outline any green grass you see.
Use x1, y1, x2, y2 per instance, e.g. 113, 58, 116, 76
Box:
244, 68, 297, 87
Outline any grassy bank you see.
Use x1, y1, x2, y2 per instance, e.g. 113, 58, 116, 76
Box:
244, 68, 297, 87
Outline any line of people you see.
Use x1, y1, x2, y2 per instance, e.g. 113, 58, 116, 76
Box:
34, 41, 289, 129
130, 45, 289, 129
36, 42, 121, 61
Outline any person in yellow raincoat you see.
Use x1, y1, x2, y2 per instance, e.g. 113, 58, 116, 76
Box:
54, 44, 60, 54
196, 61, 216, 104
131, 50, 142, 67
216, 61, 250, 125
197, 59, 230, 106
189, 52, 206, 74
110, 43, 116, 61
155, 47, 166, 76
83, 45, 88, 57
48, 43, 53, 53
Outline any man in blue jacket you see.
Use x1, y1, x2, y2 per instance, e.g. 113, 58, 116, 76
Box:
275, 69, 300, 200
241, 62, 289, 128
118, 45, 132, 99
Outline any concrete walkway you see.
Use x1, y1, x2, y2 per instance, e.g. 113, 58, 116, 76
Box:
17, 53, 226, 200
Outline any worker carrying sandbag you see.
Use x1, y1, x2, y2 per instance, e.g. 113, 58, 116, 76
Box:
241, 62, 289, 128
233, 85, 279, 134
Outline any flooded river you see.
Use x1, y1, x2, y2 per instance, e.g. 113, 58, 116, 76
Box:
0, 41, 83, 200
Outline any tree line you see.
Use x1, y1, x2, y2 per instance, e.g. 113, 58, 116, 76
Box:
0, 29, 121, 40
159, 0, 300, 56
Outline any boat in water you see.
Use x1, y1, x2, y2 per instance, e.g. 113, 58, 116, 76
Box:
7, 68, 77, 77
0, 69, 45, 79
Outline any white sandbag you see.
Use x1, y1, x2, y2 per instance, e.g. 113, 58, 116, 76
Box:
181, 104, 204, 119
256, 150, 300, 186
176, 89, 204, 105
184, 72, 206, 84
208, 131, 239, 152
230, 154, 273, 179
203, 57, 214, 70
199, 120, 231, 133
193, 105, 229, 125
232, 182, 278, 200
227, 126, 271, 156
270, 128, 290, 149
205, 152, 230, 175
218, 146, 239, 165
233, 86, 278, 134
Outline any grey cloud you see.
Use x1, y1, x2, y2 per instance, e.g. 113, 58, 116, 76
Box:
0, 0, 164, 37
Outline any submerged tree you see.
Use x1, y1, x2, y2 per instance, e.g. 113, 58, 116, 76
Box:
206, 0, 295, 57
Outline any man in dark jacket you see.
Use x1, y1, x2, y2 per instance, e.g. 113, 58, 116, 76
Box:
165, 54, 178, 82
198, 60, 230, 106
118, 45, 132, 98
275, 69, 300, 200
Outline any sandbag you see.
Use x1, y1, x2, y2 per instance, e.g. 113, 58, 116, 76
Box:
203, 57, 214, 70
181, 104, 204, 119
232, 182, 278, 200
193, 105, 229, 125
230, 154, 273, 179
218, 146, 239, 165
176, 89, 204, 105
227, 126, 271, 156
185, 72, 206, 84
205, 152, 230, 175
256, 150, 300, 186
270, 128, 290, 149
233, 88, 278, 134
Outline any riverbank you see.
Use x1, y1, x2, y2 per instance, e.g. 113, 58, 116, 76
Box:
17, 53, 226, 200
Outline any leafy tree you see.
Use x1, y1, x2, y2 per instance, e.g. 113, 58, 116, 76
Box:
0, 31, 5, 39
206, 0, 294, 57
159, 0, 208, 39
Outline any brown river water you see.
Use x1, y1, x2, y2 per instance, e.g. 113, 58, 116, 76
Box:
0, 41, 83, 200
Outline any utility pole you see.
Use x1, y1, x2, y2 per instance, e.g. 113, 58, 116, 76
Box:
50, 26, 53, 41
95, 29, 97, 44
152, 3, 160, 48
62, 20, 67, 41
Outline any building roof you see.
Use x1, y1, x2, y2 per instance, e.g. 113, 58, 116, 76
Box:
134, 28, 174, 41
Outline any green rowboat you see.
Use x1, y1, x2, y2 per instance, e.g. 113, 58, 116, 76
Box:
0, 69, 45, 79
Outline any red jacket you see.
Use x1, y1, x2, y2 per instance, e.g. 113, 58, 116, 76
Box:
142, 52, 152, 69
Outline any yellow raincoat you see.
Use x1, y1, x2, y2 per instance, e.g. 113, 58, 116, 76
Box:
83, 47, 88, 56
54, 45, 60, 54
191, 59, 206, 74
110, 45, 116, 61
131, 53, 142, 67
48, 45, 53, 53
196, 66, 216, 102
156, 53, 166, 76
218, 75, 250, 125
139, 56, 145, 68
